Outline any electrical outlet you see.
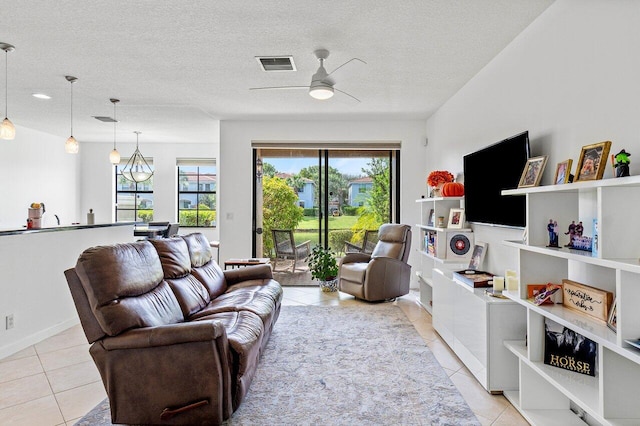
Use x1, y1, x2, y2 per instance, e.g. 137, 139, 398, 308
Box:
6, 314, 14, 330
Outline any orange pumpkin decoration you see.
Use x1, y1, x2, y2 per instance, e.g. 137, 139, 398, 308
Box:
441, 182, 464, 197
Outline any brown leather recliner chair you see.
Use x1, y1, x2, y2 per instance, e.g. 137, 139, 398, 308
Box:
338, 223, 412, 302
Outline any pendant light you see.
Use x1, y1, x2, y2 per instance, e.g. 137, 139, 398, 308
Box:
109, 98, 121, 164
64, 76, 79, 153
121, 131, 153, 182
0, 42, 15, 140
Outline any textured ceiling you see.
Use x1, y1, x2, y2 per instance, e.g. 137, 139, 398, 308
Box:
0, 0, 554, 143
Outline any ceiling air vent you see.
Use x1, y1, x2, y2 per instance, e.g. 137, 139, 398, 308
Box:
93, 116, 117, 123
255, 56, 296, 72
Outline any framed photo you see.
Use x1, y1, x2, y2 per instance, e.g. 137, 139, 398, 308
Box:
607, 297, 617, 332
447, 208, 465, 229
467, 242, 487, 270
427, 208, 435, 227
518, 155, 548, 188
575, 141, 612, 182
554, 159, 573, 184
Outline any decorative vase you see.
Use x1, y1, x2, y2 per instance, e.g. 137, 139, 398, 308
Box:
431, 183, 444, 197
319, 278, 338, 292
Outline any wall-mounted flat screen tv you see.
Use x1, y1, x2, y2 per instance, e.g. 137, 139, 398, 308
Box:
463, 131, 530, 228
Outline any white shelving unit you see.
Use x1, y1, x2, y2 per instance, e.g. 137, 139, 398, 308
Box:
501, 175, 640, 425
432, 268, 526, 393
415, 196, 470, 313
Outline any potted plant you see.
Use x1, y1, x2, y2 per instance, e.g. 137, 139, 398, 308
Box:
308, 245, 339, 292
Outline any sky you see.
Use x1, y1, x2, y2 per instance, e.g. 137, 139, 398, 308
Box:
264, 156, 373, 177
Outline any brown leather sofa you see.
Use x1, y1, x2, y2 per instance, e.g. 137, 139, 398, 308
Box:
65, 232, 282, 425
338, 223, 412, 302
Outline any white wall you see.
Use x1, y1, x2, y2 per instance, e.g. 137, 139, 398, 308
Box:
425, 0, 640, 274
219, 119, 427, 280
0, 125, 79, 229
80, 126, 220, 242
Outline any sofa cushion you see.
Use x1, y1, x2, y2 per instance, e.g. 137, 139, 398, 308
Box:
182, 232, 213, 267
189, 286, 277, 327
75, 241, 183, 336
149, 237, 192, 279
191, 260, 228, 299
166, 275, 212, 318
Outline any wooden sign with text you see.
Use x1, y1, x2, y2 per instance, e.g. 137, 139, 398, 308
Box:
562, 279, 613, 322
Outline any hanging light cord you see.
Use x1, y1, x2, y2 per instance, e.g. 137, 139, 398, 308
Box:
69, 80, 73, 136
4, 50, 8, 117
113, 102, 117, 149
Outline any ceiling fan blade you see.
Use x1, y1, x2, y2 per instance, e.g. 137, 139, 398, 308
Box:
334, 87, 361, 103
249, 86, 310, 91
325, 58, 367, 79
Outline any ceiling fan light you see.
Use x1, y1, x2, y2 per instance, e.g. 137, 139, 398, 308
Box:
309, 86, 334, 100
0, 117, 15, 140
65, 135, 79, 154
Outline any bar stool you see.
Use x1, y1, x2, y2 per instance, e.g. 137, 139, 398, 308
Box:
210, 240, 220, 264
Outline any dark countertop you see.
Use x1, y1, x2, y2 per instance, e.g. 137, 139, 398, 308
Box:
0, 222, 137, 237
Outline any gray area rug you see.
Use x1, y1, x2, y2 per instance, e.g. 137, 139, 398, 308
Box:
76, 304, 479, 425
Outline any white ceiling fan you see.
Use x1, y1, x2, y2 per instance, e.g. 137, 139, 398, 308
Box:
250, 49, 366, 102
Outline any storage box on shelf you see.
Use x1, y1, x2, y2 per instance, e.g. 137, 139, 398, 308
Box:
500, 175, 640, 426
415, 196, 471, 313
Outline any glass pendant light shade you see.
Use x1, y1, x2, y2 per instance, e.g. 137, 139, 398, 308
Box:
109, 148, 121, 164
121, 131, 153, 183
65, 76, 78, 153
0, 117, 15, 139
109, 98, 120, 164
1, 42, 15, 140
65, 135, 79, 153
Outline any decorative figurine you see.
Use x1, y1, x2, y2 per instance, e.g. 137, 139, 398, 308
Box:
547, 219, 559, 247
613, 149, 630, 177
575, 221, 584, 237
564, 220, 576, 247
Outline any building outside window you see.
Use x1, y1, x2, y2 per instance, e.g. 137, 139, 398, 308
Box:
177, 160, 216, 227
115, 163, 154, 222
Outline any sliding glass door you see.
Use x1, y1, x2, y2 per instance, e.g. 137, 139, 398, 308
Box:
252, 146, 399, 258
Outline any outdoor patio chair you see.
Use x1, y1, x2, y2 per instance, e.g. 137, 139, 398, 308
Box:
272, 229, 311, 273
344, 229, 379, 254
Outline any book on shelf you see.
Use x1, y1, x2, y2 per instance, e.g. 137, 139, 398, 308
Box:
544, 317, 596, 377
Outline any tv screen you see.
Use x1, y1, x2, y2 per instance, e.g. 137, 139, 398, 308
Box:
463, 131, 530, 228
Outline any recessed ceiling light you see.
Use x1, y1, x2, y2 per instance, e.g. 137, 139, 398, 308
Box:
32, 93, 51, 99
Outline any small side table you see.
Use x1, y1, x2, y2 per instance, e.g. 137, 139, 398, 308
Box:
224, 258, 270, 270
210, 240, 220, 264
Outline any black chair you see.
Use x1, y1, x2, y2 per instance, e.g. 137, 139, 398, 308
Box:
165, 223, 180, 237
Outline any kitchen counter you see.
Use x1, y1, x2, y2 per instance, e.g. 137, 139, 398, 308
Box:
0, 222, 136, 236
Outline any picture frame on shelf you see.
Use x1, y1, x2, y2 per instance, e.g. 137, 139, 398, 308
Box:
554, 159, 573, 184
427, 208, 435, 227
447, 208, 465, 229
518, 155, 548, 188
468, 242, 487, 270
575, 140, 612, 182
607, 297, 617, 332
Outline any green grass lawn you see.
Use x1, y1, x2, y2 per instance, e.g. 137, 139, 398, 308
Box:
297, 215, 358, 230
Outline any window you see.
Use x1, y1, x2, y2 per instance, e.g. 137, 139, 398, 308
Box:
115, 163, 154, 222
177, 160, 216, 227
358, 185, 367, 193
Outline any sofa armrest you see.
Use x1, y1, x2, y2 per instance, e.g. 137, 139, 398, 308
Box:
339, 252, 371, 266
91, 320, 234, 424
102, 321, 226, 351
224, 264, 273, 285
364, 257, 412, 301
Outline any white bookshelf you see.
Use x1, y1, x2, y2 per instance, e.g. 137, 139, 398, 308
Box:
415, 196, 470, 313
501, 175, 640, 425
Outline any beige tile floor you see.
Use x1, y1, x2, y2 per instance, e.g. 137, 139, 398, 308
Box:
0, 287, 529, 426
